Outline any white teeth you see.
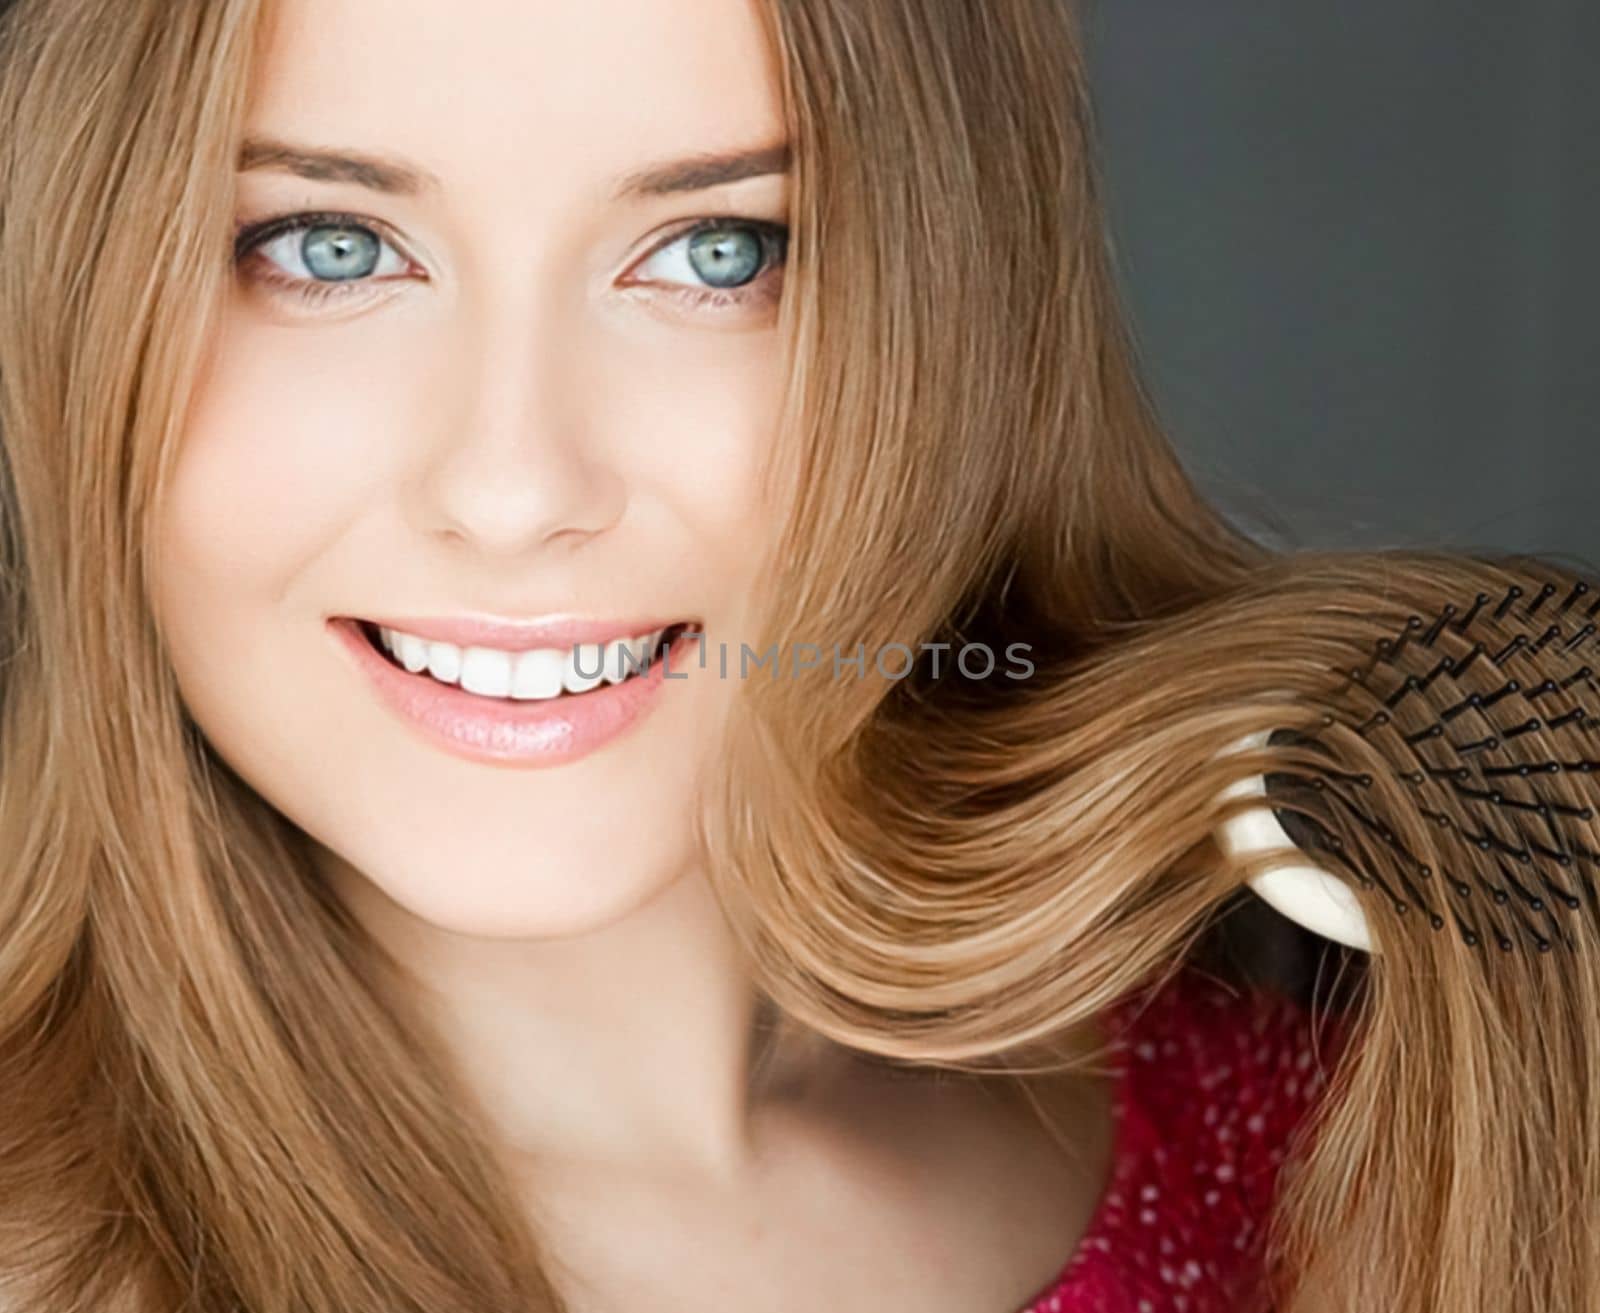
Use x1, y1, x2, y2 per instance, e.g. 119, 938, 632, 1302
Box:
602, 631, 658, 684
425, 642, 461, 684
459, 645, 514, 697
393, 631, 430, 674
511, 647, 565, 700
374, 623, 678, 701
562, 643, 606, 696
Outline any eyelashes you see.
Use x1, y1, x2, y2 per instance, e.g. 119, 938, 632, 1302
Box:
230, 209, 790, 314
232, 211, 410, 310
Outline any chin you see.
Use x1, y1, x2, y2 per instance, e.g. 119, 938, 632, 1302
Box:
322, 833, 697, 943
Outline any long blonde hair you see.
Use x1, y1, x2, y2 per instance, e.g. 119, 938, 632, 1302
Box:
0, 1, 1589, 1310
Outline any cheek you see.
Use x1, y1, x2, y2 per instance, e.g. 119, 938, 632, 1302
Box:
154, 315, 438, 626
594, 324, 784, 559
158, 325, 405, 601
148, 324, 415, 802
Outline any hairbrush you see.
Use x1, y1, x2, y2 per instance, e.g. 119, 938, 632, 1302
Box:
1212, 561, 1600, 956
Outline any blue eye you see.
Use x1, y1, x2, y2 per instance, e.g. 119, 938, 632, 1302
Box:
629, 219, 789, 304
234, 213, 411, 306
298, 225, 384, 281
231, 210, 789, 313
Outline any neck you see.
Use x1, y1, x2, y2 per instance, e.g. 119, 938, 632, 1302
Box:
322, 848, 832, 1184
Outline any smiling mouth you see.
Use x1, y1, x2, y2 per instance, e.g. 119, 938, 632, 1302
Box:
352, 618, 700, 697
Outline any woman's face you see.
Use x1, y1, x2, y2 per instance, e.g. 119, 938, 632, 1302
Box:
151, 0, 790, 937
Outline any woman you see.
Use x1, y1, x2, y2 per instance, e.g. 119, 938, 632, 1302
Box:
1, 1, 1591, 1310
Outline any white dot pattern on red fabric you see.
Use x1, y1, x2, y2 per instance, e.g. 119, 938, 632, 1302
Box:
1011, 967, 1349, 1313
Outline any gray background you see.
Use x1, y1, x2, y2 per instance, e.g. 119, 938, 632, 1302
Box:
1080, 1, 1597, 570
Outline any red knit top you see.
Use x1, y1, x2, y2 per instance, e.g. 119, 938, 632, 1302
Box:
1012, 964, 1350, 1313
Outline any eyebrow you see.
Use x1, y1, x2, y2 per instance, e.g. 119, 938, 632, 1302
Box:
238, 137, 436, 194
609, 142, 790, 200
236, 137, 791, 201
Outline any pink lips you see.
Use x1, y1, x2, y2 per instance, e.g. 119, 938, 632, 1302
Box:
329, 617, 698, 768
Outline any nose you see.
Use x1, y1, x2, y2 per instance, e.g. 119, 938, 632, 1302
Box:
408, 293, 627, 559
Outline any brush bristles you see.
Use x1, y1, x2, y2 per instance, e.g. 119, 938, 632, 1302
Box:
1262, 573, 1600, 955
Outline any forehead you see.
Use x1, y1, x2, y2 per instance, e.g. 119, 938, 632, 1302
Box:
245, 0, 786, 202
